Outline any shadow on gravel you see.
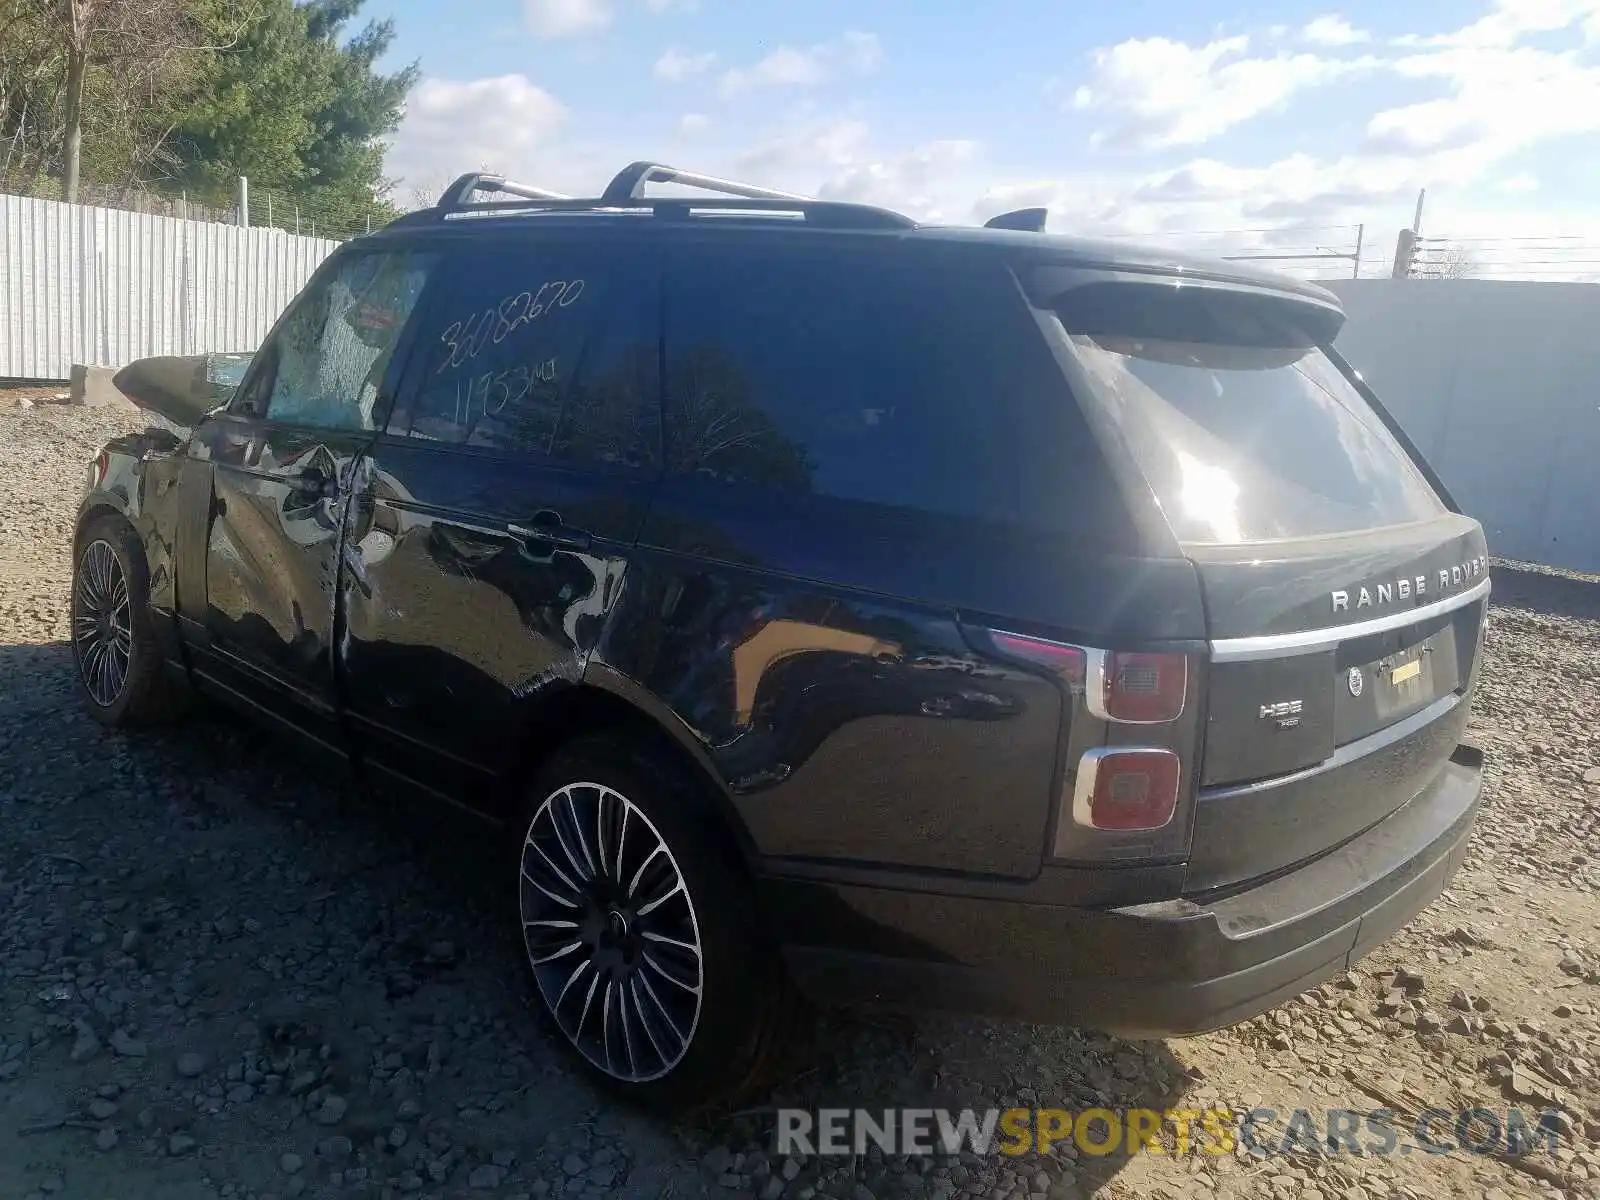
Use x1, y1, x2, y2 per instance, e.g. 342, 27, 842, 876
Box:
0, 637, 1191, 1198
1490, 564, 1600, 621
0, 641, 78, 724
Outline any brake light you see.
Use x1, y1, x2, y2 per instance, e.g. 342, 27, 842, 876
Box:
1072, 748, 1181, 831
1088, 650, 1187, 723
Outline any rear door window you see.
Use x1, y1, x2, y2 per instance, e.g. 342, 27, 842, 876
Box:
662, 243, 1122, 533
387, 240, 660, 473
1049, 286, 1446, 544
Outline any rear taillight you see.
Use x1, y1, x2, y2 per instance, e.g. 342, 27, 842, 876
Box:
1087, 650, 1187, 723
1072, 748, 1181, 831
89, 449, 110, 490
984, 627, 1197, 858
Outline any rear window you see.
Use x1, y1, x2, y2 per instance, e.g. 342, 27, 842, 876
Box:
662, 245, 1131, 538
1051, 292, 1446, 544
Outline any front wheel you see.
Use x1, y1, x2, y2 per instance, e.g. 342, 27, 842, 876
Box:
515, 734, 799, 1110
71, 516, 187, 727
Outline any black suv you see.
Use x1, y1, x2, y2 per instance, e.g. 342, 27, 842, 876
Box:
75, 161, 1489, 1107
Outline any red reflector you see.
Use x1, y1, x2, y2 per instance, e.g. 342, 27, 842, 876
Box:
988, 630, 1086, 686
1094, 651, 1188, 723
1073, 748, 1181, 831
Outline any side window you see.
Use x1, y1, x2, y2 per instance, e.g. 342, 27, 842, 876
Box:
661, 246, 1082, 526
248, 250, 435, 430
388, 242, 660, 472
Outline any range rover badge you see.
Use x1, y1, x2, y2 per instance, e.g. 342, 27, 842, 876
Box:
1347, 667, 1365, 698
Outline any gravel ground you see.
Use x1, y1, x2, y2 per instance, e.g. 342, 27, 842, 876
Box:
1, 400, 1597, 1200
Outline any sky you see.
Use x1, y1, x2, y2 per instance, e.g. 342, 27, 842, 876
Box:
365, 0, 1600, 278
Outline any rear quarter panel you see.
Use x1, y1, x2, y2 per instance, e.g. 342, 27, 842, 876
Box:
595, 481, 1204, 881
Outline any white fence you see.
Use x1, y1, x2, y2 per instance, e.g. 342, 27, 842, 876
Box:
1, 192, 339, 380
1329, 278, 1600, 576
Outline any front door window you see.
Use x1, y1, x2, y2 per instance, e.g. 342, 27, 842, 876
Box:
246, 250, 435, 431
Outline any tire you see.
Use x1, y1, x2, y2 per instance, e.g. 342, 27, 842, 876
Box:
514, 733, 800, 1112
71, 515, 188, 728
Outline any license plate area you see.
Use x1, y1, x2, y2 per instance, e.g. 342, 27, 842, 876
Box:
1334, 611, 1462, 745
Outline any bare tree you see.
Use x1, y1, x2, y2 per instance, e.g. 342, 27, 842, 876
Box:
1416, 242, 1479, 279
59, 0, 94, 200
47, 0, 248, 202
405, 163, 500, 211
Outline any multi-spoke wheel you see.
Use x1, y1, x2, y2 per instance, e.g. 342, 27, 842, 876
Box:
70, 515, 188, 727
516, 735, 802, 1109
73, 539, 133, 708
519, 781, 704, 1082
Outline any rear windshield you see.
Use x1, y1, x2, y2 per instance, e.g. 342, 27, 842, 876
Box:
1052, 306, 1446, 544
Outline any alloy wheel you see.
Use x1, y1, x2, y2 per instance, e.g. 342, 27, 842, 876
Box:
518, 782, 704, 1082
73, 539, 133, 708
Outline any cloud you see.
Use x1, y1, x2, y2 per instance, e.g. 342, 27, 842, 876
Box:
1366, 36, 1600, 163
389, 75, 568, 192
1398, 0, 1600, 48
1068, 35, 1376, 149
644, 0, 698, 11
1497, 173, 1540, 193
720, 118, 978, 221
381, 0, 1600, 281
815, 140, 982, 219
718, 31, 882, 97
654, 47, 717, 82
734, 118, 876, 180
1303, 14, 1369, 45
523, 0, 611, 38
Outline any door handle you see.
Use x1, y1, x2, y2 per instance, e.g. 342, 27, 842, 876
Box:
507, 510, 592, 552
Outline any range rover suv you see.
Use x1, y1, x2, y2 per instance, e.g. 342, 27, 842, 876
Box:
73, 161, 1489, 1108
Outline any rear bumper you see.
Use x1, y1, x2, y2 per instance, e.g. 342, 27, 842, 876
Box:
770, 744, 1483, 1037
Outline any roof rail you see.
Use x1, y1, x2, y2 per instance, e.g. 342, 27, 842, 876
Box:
439, 173, 571, 207
381, 160, 917, 232
985, 207, 1048, 232
601, 161, 811, 204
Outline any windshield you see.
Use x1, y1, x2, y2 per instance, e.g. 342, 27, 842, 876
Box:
1058, 323, 1447, 544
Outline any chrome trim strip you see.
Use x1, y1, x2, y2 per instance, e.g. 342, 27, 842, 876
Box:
1209, 578, 1491, 663
1082, 647, 1111, 722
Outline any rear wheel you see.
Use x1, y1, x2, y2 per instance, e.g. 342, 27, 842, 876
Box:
71, 516, 187, 727
515, 734, 798, 1110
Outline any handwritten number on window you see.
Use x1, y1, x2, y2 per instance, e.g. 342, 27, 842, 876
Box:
436, 280, 585, 375
450, 358, 559, 427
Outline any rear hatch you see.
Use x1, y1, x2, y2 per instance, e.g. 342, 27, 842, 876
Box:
1039, 273, 1489, 892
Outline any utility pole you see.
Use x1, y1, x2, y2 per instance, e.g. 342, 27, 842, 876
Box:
236, 176, 249, 227
1392, 229, 1418, 279
1353, 224, 1364, 279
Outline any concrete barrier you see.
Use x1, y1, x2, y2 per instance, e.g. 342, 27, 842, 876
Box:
68, 364, 140, 412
